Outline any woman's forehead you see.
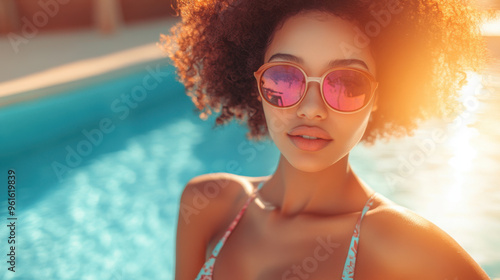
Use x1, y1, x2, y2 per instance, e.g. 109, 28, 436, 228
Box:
264, 11, 376, 75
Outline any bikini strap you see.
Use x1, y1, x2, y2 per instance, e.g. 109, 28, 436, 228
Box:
360, 192, 376, 219
341, 192, 377, 279
257, 180, 265, 191
207, 179, 266, 259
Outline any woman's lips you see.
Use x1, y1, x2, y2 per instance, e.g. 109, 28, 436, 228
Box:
288, 125, 332, 140
288, 135, 332, 151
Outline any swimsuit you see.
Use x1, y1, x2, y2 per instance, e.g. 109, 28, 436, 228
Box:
194, 180, 377, 280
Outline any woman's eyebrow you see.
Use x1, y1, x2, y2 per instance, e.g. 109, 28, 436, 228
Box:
268, 53, 370, 71
268, 53, 302, 64
329, 59, 369, 71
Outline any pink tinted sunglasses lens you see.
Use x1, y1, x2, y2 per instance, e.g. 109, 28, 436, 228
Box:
323, 70, 371, 112
260, 65, 372, 111
260, 65, 305, 107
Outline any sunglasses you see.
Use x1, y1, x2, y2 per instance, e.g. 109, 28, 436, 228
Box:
254, 61, 378, 113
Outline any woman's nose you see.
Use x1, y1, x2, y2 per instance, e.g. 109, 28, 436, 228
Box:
296, 81, 328, 120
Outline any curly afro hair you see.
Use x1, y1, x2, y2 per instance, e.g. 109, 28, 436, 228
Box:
159, 0, 493, 144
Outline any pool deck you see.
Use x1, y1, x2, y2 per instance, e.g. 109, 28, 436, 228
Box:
0, 17, 178, 105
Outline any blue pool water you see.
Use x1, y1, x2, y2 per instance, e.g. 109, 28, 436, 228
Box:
0, 57, 499, 279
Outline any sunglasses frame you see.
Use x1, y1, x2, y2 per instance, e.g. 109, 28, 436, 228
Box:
254, 61, 379, 114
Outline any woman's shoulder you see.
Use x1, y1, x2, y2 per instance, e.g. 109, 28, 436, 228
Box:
182, 172, 268, 205
360, 194, 489, 279
175, 173, 264, 279
179, 172, 268, 232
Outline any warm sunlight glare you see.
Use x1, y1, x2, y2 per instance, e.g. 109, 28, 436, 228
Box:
481, 11, 500, 36
442, 72, 482, 206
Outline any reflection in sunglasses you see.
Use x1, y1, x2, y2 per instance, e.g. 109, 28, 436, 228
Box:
256, 63, 377, 111
263, 87, 284, 106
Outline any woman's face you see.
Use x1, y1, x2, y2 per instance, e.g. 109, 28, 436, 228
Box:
261, 11, 377, 172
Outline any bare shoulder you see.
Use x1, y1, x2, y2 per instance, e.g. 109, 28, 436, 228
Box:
180, 172, 263, 226
360, 194, 489, 280
175, 172, 267, 280
179, 172, 263, 236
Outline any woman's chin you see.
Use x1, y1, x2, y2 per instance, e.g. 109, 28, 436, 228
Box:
282, 154, 342, 173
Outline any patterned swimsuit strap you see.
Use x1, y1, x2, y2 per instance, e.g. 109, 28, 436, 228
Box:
209, 179, 267, 257
341, 192, 377, 280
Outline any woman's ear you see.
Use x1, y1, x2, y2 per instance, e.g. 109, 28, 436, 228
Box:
257, 95, 262, 102
371, 94, 378, 112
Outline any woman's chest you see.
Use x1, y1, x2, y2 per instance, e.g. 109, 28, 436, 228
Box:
207, 204, 370, 280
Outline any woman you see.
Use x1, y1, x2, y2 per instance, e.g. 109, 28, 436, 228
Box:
161, 0, 492, 279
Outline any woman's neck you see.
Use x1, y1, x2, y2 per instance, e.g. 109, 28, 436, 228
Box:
261, 153, 370, 217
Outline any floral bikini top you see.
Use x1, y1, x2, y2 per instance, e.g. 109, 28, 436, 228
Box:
194, 180, 377, 280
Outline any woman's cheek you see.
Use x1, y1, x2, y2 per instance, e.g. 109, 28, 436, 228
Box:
339, 111, 373, 149
263, 106, 294, 137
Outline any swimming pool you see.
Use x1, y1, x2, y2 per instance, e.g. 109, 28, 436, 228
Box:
0, 57, 499, 279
